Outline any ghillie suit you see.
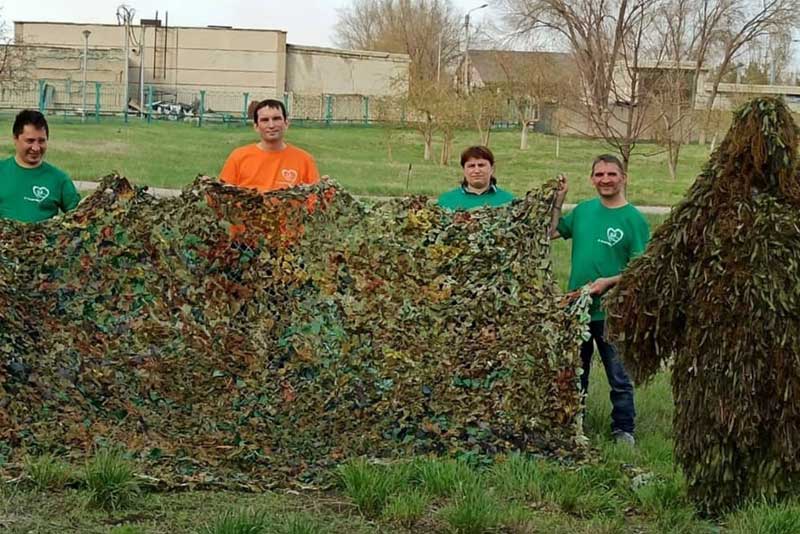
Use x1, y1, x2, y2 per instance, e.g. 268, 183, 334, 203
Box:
1, 176, 589, 488
606, 97, 800, 513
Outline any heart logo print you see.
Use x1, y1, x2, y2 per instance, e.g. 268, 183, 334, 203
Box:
33, 186, 50, 200
280, 169, 299, 185
25, 186, 51, 203
598, 227, 624, 247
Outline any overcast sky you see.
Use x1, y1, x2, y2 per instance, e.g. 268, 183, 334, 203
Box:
2, 0, 497, 48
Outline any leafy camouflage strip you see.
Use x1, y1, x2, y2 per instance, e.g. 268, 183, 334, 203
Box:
1, 176, 589, 488
606, 97, 800, 513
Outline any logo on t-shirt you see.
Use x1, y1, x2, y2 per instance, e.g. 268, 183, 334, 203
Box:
598, 227, 624, 247
24, 186, 50, 203
280, 168, 299, 186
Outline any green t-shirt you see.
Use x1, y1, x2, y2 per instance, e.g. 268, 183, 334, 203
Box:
557, 198, 650, 321
0, 157, 80, 223
437, 184, 514, 211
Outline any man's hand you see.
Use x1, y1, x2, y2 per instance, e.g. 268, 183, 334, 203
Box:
554, 173, 568, 208
549, 173, 569, 239
588, 276, 620, 296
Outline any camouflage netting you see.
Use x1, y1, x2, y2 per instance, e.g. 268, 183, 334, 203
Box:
0, 176, 590, 488
606, 97, 800, 513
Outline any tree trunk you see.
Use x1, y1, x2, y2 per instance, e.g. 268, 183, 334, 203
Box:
520, 122, 529, 150
423, 131, 432, 161
481, 127, 491, 147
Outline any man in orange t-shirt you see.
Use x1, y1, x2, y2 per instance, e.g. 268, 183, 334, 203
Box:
219, 99, 320, 192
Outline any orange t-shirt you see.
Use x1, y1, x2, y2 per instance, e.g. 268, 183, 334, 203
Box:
219, 143, 320, 192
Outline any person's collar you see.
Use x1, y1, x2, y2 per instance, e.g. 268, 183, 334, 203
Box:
13, 155, 43, 169
461, 183, 497, 196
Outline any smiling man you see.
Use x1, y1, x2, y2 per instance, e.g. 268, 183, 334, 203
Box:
437, 145, 513, 210
549, 154, 649, 446
219, 99, 319, 192
0, 110, 80, 223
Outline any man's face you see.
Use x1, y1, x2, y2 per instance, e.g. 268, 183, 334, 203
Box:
463, 157, 493, 193
14, 124, 48, 167
590, 160, 626, 198
254, 105, 288, 143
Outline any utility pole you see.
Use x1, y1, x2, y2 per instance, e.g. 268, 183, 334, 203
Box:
82, 30, 91, 122
463, 4, 487, 94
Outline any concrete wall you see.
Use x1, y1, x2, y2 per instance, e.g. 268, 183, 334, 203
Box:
14, 21, 287, 111
12, 22, 411, 115
286, 44, 409, 96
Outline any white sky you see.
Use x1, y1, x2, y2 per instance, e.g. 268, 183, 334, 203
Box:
1, 0, 497, 48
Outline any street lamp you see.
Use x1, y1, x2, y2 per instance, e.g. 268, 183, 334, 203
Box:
82, 30, 92, 122
463, 3, 488, 94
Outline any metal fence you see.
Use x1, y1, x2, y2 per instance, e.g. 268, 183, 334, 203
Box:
0, 79, 412, 127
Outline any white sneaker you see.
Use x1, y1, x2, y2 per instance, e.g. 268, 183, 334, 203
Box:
612, 430, 635, 446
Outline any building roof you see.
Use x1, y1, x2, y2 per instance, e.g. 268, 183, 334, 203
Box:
467, 49, 575, 84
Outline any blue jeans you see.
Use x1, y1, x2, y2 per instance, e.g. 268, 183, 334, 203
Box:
580, 320, 636, 434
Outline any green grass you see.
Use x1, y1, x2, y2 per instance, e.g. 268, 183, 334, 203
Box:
82, 447, 141, 511
338, 459, 411, 518
23, 453, 75, 491
0, 115, 712, 205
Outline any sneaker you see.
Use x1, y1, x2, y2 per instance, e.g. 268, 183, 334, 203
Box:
612, 430, 635, 446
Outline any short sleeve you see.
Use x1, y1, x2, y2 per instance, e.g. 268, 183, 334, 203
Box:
629, 212, 650, 258
304, 155, 320, 185
60, 176, 81, 212
557, 210, 574, 239
219, 150, 239, 186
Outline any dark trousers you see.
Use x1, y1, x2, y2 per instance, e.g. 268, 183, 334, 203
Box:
580, 320, 635, 434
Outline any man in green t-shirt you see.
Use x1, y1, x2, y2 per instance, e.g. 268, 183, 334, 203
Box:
549, 154, 649, 445
0, 109, 80, 223
438, 145, 513, 211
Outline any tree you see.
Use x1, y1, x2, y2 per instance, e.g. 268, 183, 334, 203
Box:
499, 0, 665, 172
698, 0, 800, 143
334, 0, 463, 85
489, 50, 571, 150
467, 88, 506, 146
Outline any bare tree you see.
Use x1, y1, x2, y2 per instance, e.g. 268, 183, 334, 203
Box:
0, 11, 28, 89
499, 0, 665, 171
467, 88, 506, 146
649, 0, 705, 179
490, 50, 571, 149
698, 0, 800, 142
334, 0, 463, 84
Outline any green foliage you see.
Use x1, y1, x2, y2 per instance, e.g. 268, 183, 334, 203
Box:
439, 482, 501, 533
725, 500, 800, 534
110, 526, 146, 534
0, 176, 589, 488
202, 508, 272, 534
338, 459, 407, 517
488, 453, 550, 501
24, 453, 74, 491
83, 447, 140, 511
545, 467, 622, 519
413, 457, 478, 497
382, 489, 430, 527
606, 97, 800, 513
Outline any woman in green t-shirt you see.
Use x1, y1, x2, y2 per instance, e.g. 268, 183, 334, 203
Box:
437, 145, 513, 211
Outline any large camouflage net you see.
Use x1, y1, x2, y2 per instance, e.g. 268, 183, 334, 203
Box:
1, 177, 589, 488
607, 97, 800, 513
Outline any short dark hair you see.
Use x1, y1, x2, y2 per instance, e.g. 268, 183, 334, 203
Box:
460, 145, 494, 168
252, 99, 287, 123
591, 154, 625, 175
13, 109, 49, 138
460, 145, 497, 186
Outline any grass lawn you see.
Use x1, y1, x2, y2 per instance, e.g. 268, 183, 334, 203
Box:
0, 115, 712, 206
